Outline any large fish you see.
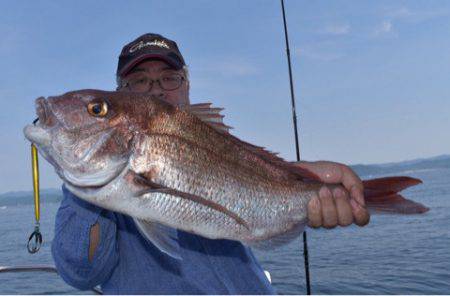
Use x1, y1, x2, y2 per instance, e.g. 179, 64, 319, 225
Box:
23, 90, 428, 258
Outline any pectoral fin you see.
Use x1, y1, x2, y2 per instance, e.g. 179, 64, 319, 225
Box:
133, 218, 182, 260
132, 172, 249, 230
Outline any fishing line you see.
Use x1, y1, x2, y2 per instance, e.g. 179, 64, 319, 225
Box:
280, 0, 312, 294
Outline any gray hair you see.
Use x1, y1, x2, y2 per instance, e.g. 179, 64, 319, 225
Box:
116, 65, 190, 91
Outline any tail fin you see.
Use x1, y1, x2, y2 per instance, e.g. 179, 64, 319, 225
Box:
363, 176, 429, 214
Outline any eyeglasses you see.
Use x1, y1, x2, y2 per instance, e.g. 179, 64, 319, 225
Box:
122, 72, 185, 92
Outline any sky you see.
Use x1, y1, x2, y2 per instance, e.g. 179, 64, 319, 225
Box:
0, 0, 449, 193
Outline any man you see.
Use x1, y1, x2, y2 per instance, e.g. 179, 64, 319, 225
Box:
52, 33, 369, 294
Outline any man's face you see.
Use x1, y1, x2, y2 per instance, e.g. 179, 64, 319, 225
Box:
119, 59, 189, 106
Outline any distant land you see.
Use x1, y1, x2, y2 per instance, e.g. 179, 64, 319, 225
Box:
0, 154, 449, 206
351, 154, 450, 177
0, 188, 63, 206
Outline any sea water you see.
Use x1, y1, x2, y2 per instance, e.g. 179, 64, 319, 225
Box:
0, 167, 448, 294
254, 167, 450, 294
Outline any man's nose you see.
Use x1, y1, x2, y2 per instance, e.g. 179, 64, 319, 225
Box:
147, 81, 166, 99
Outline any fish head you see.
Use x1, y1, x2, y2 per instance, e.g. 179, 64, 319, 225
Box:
23, 89, 162, 188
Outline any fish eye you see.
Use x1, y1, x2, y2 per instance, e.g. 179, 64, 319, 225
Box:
87, 101, 108, 117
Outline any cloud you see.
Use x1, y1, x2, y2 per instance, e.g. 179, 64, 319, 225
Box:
207, 58, 260, 76
193, 56, 262, 83
372, 6, 450, 37
384, 6, 449, 23
296, 47, 344, 62
217, 62, 259, 76
322, 23, 351, 35
387, 7, 413, 18
374, 20, 393, 35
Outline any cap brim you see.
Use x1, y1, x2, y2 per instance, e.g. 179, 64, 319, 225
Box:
119, 53, 183, 77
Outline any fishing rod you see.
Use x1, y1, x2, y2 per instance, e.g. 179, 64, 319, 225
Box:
280, 0, 312, 294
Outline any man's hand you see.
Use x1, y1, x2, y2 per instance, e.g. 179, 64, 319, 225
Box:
294, 161, 370, 228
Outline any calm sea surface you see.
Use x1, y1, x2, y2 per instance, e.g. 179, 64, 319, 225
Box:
0, 167, 448, 294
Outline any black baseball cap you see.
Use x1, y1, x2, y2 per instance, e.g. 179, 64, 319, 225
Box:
117, 33, 186, 77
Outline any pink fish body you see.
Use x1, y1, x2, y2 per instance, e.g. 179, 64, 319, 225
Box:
24, 90, 428, 258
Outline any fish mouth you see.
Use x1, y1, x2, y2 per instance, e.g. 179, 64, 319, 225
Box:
23, 97, 55, 146
23, 123, 129, 189
23, 124, 51, 147
35, 97, 53, 127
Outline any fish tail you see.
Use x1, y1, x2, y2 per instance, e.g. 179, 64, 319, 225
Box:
362, 176, 429, 214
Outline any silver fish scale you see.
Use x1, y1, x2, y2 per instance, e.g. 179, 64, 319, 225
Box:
132, 134, 317, 242
139, 188, 242, 239
131, 139, 242, 239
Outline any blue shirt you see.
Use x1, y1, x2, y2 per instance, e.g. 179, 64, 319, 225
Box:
51, 186, 276, 294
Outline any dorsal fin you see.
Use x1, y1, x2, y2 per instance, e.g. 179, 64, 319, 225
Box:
185, 102, 321, 182
184, 102, 232, 133
225, 133, 321, 181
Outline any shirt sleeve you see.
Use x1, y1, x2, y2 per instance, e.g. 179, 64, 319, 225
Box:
51, 185, 119, 290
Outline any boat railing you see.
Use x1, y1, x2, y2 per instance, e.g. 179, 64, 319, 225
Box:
0, 265, 102, 294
